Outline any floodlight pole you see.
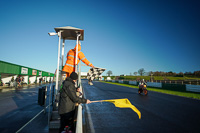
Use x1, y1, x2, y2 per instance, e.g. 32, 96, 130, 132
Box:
61, 39, 65, 67
75, 34, 81, 73
55, 31, 62, 94
78, 62, 82, 88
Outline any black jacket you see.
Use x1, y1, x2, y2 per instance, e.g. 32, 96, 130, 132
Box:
58, 78, 87, 115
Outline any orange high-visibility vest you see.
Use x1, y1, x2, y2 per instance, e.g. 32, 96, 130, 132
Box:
62, 44, 93, 73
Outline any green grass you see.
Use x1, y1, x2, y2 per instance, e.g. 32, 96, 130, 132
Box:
164, 77, 185, 80
153, 76, 166, 80
100, 81, 200, 100
185, 76, 200, 80
103, 76, 200, 81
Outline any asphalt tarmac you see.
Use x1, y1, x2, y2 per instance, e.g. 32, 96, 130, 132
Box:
82, 80, 200, 133
0, 84, 51, 133
1, 80, 200, 133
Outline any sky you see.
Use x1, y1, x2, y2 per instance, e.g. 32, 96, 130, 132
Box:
0, 0, 200, 76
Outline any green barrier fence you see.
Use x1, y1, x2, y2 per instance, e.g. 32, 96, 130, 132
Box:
162, 83, 186, 92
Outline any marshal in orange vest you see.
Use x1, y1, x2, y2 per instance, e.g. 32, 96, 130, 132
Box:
62, 44, 94, 77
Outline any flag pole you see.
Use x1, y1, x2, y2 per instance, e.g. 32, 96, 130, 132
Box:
91, 100, 103, 103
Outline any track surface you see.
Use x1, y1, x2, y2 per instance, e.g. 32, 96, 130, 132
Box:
82, 80, 200, 133
0, 84, 51, 133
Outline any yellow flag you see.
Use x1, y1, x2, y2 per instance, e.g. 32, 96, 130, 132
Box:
103, 98, 141, 119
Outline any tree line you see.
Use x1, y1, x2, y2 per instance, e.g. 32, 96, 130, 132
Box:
135, 68, 200, 77
106, 68, 200, 77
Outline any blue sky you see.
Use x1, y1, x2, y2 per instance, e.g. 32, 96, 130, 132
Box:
0, 0, 199, 76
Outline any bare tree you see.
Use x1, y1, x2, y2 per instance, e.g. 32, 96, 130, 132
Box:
107, 70, 113, 76
134, 72, 137, 76
138, 68, 145, 76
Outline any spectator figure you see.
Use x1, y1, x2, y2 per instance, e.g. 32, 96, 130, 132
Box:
62, 42, 94, 78
22, 77, 24, 85
11, 76, 14, 82
18, 77, 21, 87
58, 72, 91, 133
0, 79, 3, 86
39, 78, 42, 84
10, 76, 14, 87
15, 76, 19, 88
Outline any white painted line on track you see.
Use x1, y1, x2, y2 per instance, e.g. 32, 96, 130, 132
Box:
85, 104, 95, 133
83, 89, 95, 133
15, 104, 50, 133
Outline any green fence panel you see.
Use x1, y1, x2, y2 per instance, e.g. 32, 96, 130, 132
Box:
0, 60, 54, 77
123, 81, 129, 84
50, 73, 55, 77
162, 83, 186, 92
0, 61, 20, 74
28, 68, 32, 75
42, 71, 49, 77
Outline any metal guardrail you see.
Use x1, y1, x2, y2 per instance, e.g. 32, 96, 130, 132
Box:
75, 73, 83, 133
76, 104, 83, 133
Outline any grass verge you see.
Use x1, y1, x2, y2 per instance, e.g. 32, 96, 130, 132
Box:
100, 81, 200, 100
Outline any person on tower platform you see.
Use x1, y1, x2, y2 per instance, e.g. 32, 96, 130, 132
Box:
62, 42, 94, 78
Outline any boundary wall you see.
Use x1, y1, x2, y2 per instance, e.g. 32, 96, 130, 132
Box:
106, 80, 200, 93
0, 60, 54, 85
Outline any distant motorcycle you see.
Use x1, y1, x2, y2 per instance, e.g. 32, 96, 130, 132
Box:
138, 83, 148, 95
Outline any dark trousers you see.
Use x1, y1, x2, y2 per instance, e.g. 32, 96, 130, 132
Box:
59, 110, 75, 133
